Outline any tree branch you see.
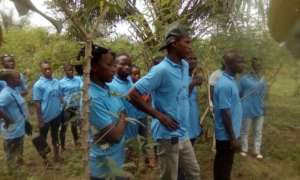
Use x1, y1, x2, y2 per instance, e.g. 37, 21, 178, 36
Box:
54, 0, 88, 39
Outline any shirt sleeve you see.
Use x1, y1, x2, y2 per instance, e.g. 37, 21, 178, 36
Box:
32, 83, 43, 101
0, 93, 12, 107
215, 84, 232, 109
134, 66, 164, 95
89, 98, 115, 130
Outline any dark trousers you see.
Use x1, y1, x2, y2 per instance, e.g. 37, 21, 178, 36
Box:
60, 107, 80, 148
3, 136, 24, 173
39, 114, 61, 148
214, 140, 235, 180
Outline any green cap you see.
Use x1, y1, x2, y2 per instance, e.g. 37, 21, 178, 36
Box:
159, 25, 191, 51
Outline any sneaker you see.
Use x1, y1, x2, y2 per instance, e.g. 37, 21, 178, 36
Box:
256, 154, 263, 160
240, 152, 247, 157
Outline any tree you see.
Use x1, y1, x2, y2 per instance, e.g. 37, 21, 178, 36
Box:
10, 0, 63, 33
268, 0, 300, 58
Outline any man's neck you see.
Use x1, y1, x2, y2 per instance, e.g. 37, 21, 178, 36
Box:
167, 53, 182, 64
91, 78, 106, 88
7, 84, 15, 89
224, 69, 236, 77
66, 76, 74, 79
116, 74, 128, 81
43, 75, 52, 80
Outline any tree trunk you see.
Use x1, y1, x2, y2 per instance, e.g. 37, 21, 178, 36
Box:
81, 39, 92, 177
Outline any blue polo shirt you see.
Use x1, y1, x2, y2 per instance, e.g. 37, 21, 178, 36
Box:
0, 80, 6, 91
188, 77, 202, 139
0, 86, 26, 139
88, 82, 125, 178
134, 57, 190, 140
239, 74, 266, 119
213, 72, 242, 140
32, 76, 62, 123
108, 76, 144, 139
59, 76, 82, 108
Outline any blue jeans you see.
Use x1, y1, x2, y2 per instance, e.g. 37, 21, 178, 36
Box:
240, 116, 264, 154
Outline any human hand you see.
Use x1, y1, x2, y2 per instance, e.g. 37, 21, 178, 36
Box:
156, 112, 179, 131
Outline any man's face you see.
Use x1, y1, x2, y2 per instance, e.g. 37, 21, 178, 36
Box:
2, 56, 15, 69
116, 55, 132, 78
92, 53, 116, 83
41, 63, 53, 78
187, 55, 197, 71
252, 61, 262, 74
64, 65, 74, 78
10, 73, 21, 87
173, 36, 192, 59
131, 67, 140, 83
231, 56, 245, 74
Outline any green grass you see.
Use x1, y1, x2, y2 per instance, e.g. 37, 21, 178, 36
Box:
0, 66, 299, 180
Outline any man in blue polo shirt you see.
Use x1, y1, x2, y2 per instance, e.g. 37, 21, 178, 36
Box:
1, 54, 28, 96
0, 70, 27, 174
33, 61, 63, 163
59, 64, 82, 150
213, 50, 244, 180
108, 53, 140, 140
129, 26, 200, 180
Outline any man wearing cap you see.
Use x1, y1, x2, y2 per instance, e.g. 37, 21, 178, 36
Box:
129, 26, 201, 180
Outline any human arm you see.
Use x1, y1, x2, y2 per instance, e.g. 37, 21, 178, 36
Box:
34, 101, 44, 128
129, 88, 178, 130
0, 110, 13, 129
189, 75, 202, 95
220, 109, 240, 151
93, 111, 128, 143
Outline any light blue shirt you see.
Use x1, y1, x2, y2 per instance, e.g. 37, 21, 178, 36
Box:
135, 57, 190, 140
239, 74, 266, 119
0, 80, 6, 91
88, 82, 125, 178
188, 77, 202, 139
108, 76, 144, 139
213, 72, 242, 140
32, 76, 62, 123
59, 76, 82, 108
0, 86, 26, 139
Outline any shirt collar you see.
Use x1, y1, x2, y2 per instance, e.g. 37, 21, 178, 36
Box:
90, 82, 110, 96
114, 75, 130, 84
164, 57, 186, 68
64, 76, 75, 81
223, 72, 235, 80
40, 76, 52, 81
4, 85, 17, 93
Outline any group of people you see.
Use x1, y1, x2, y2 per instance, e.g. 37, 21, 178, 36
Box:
0, 56, 83, 173
0, 25, 266, 180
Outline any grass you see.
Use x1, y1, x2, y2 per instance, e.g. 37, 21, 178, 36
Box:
0, 65, 299, 180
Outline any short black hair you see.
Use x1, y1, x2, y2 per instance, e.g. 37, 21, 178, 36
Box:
77, 45, 111, 78
115, 53, 130, 61
91, 45, 110, 67
131, 64, 139, 70
40, 60, 50, 67
63, 63, 73, 70
0, 69, 18, 82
